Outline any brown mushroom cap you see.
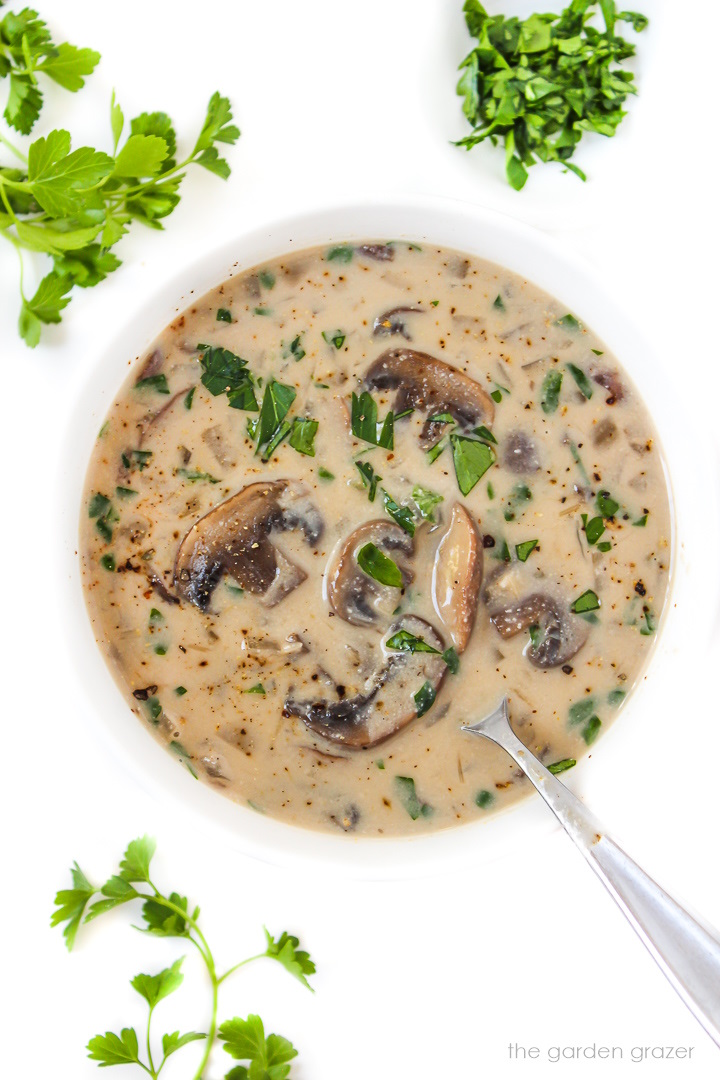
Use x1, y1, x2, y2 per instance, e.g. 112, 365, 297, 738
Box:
326, 520, 414, 626
431, 504, 483, 651
174, 480, 322, 611
484, 563, 589, 668
284, 615, 447, 749
363, 348, 495, 447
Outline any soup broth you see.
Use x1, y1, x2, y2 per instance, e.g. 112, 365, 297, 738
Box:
80, 241, 672, 836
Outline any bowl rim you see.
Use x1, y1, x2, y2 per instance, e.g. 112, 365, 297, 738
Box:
58, 193, 714, 880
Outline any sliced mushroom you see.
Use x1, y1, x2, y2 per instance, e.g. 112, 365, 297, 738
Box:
138, 387, 192, 446
504, 431, 541, 474
174, 480, 322, 611
593, 369, 625, 403
363, 349, 494, 448
284, 615, 446, 748
326, 520, 414, 626
431, 504, 482, 651
484, 563, 589, 669
372, 307, 423, 340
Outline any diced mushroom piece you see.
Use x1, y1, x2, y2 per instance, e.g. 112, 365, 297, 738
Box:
484, 564, 589, 669
364, 349, 495, 448
284, 615, 447, 748
357, 244, 395, 261
372, 307, 423, 340
174, 480, 322, 611
431, 504, 482, 651
326, 520, 414, 626
593, 369, 625, 403
504, 431, 541, 474
138, 387, 192, 446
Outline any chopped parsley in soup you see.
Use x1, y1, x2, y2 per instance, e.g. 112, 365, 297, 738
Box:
81, 241, 672, 836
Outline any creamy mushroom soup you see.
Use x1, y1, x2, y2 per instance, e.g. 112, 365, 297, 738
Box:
81, 241, 672, 836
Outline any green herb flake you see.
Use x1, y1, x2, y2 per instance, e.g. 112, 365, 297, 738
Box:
451, 434, 495, 496
633, 513, 648, 527
322, 329, 346, 349
490, 389, 502, 404
567, 362, 594, 399
356, 460, 381, 501
386, 629, 440, 655
414, 680, 437, 718
582, 716, 602, 745
175, 468, 219, 484
555, 314, 581, 332
493, 294, 505, 311
583, 516, 606, 545
116, 485, 137, 499
430, 299, 440, 307
289, 417, 319, 457
326, 245, 354, 263
597, 491, 619, 517
226, 584, 244, 597
243, 683, 266, 695
356, 542, 403, 588
351, 391, 394, 449
394, 775, 433, 819
376, 759, 385, 769
216, 307, 232, 323
548, 758, 576, 775
89, 492, 111, 519
571, 589, 600, 613
318, 466, 335, 481
174, 686, 187, 696
569, 698, 596, 726
381, 488, 415, 536
540, 369, 563, 414
183, 386, 196, 410
412, 486, 444, 522
640, 608, 656, 636
100, 553, 116, 572
258, 269, 275, 289
473, 423, 497, 445
592, 348, 604, 356
253, 306, 272, 317
145, 696, 162, 723
442, 647, 460, 674
197, 345, 257, 411
487, 481, 495, 499
135, 374, 170, 394
154, 645, 167, 656
289, 334, 306, 361
596, 541, 612, 552
515, 539, 538, 563
608, 688, 626, 707
255, 380, 297, 454
475, 789, 494, 810
149, 608, 164, 624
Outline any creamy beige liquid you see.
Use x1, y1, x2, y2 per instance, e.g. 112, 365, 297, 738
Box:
80, 241, 672, 836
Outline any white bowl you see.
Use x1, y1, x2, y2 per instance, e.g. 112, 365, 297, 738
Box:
59, 196, 718, 879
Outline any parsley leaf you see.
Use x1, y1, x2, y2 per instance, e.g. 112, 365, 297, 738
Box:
351, 390, 394, 448
264, 929, 316, 991
450, 433, 495, 495
541, 369, 563, 413
50, 862, 95, 950
87, 1028, 141, 1067
394, 776, 433, 819
356, 542, 403, 587
219, 1015, 298, 1079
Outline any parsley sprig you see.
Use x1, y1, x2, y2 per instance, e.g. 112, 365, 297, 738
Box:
0, 8, 240, 345
456, 0, 648, 189
52, 837, 314, 1079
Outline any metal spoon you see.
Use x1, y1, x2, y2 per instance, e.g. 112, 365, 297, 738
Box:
462, 697, 720, 1048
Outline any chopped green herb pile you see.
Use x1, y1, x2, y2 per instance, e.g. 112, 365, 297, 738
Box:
0, 6, 240, 345
51, 837, 314, 1078
456, 0, 648, 190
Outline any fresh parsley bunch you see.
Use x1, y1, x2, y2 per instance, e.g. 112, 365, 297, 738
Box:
0, 5, 240, 346
52, 837, 315, 1079
456, 0, 648, 189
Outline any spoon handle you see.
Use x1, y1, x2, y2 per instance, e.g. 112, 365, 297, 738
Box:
463, 699, 720, 1048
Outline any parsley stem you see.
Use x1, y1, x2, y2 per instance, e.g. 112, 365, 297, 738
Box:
145, 1008, 157, 1078
0, 129, 27, 164
217, 952, 265, 985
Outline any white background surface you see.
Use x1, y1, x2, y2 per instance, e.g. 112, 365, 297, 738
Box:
3, 1, 720, 1077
